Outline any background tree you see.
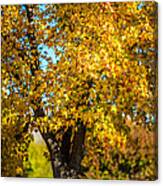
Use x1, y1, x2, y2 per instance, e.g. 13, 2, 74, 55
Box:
1, 1, 157, 179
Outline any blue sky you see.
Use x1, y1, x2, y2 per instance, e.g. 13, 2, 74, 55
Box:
38, 44, 60, 70
37, 4, 62, 71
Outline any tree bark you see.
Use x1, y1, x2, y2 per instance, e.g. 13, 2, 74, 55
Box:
41, 131, 62, 178
41, 124, 86, 178
69, 120, 86, 172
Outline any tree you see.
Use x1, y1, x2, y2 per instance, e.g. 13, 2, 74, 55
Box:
1, 1, 157, 180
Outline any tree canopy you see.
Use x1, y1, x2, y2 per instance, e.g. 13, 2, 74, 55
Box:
1, 1, 157, 180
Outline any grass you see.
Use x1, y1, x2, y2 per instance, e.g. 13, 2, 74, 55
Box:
26, 141, 53, 178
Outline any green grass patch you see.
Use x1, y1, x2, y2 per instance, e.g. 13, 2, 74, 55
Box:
25, 141, 53, 178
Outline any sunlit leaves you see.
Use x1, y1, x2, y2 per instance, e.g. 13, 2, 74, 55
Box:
1, 1, 157, 179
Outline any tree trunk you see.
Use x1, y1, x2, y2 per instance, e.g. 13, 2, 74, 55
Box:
41, 131, 62, 178
41, 123, 86, 178
36, 113, 86, 178
69, 120, 86, 172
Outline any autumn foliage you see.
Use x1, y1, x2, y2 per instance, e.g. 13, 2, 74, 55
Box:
1, 1, 157, 180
